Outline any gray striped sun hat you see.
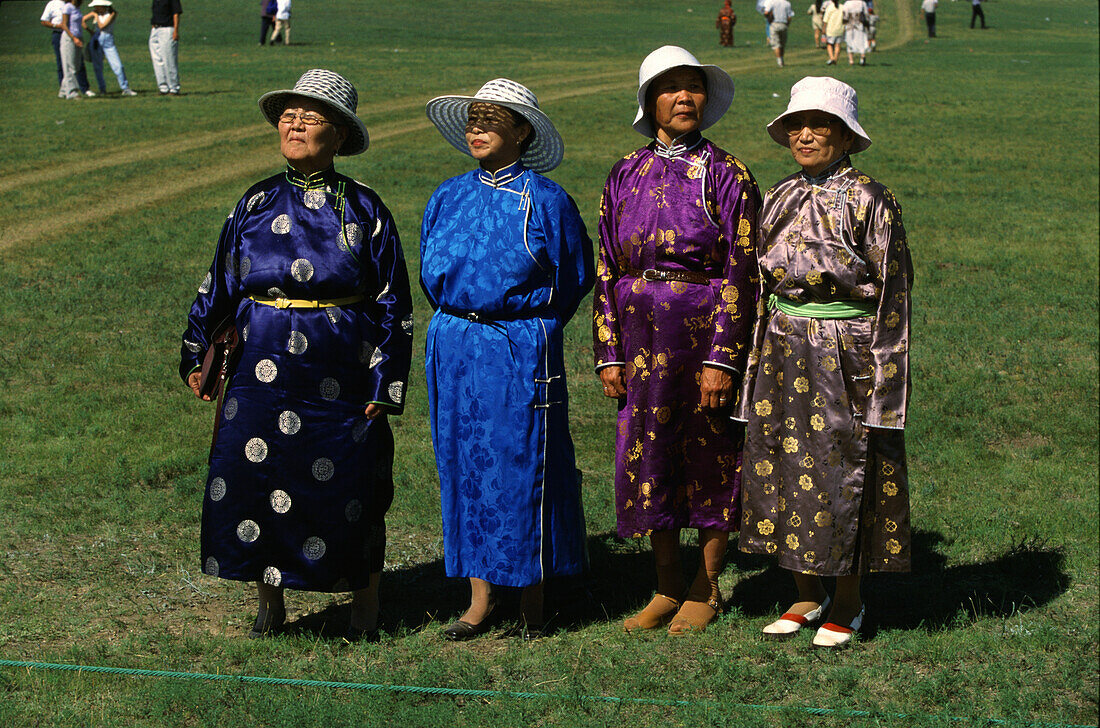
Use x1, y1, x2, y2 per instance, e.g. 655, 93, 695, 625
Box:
425, 78, 564, 173
258, 69, 370, 156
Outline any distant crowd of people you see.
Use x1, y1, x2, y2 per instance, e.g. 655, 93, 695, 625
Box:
41, 0, 181, 98
718, 0, 989, 64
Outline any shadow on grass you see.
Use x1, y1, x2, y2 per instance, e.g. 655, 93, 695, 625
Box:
271, 529, 1069, 640
728, 530, 1071, 636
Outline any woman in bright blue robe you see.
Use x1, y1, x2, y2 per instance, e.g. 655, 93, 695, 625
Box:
180, 71, 412, 640
421, 79, 594, 637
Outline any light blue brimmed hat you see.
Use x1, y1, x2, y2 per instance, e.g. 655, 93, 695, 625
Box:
425, 78, 564, 173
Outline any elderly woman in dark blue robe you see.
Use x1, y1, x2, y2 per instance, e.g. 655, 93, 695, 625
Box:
180, 70, 413, 641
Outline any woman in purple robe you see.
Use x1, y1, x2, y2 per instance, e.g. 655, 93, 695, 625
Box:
593, 46, 760, 634
734, 76, 912, 648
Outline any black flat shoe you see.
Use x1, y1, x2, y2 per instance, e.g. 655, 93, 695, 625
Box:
443, 618, 493, 641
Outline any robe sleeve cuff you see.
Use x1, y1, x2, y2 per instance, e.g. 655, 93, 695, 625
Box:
595, 361, 626, 372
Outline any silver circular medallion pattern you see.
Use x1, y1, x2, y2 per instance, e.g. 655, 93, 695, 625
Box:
303, 189, 326, 209
302, 536, 327, 560
359, 341, 375, 365
271, 214, 292, 235
345, 499, 362, 522
369, 348, 384, 369
184, 339, 202, 353
351, 419, 370, 443
223, 397, 238, 420
209, 477, 227, 501
198, 272, 212, 294
247, 191, 265, 211
287, 330, 308, 355
240, 257, 252, 277
204, 557, 219, 576
263, 566, 282, 586
269, 489, 292, 513
267, 286, 287, 299
225, 251, 238, 277
319, 377, 340, 401
236, 519, 260, 543
326, 308, 340, 324
343, 223, 363, 249
401, 314, 414, 333
245, 437, 268, 462
291, 258, 315, 282
277, 410, 301, 435
312, 458, 335, 481
242, 323, 250, 342
255, 359, 278, 383
388, 381, 405, 404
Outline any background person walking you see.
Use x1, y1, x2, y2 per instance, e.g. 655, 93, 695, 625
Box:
970, 0, 986, 29
149, 0, 181, 95
921, 0, 937, 37
764, 0, 795, 67
269, 0, 291, 45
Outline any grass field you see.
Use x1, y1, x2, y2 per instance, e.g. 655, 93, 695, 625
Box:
0, 0, 1097, 726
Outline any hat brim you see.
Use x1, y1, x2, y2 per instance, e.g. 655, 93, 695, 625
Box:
425, 95, 564, 173
258, 90, 370, 156
766, 103, 872, 153
633, 64, 735, 138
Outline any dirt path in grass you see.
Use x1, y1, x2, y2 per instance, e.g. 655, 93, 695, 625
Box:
0, 0, 913, 253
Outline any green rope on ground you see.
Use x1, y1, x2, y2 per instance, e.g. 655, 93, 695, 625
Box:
0, 659, 1090, 728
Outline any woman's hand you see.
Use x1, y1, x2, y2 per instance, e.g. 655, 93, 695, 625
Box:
187, 371, 212, 401
699, 365, 733, 410
364, 403, 386, 420
599, 365, 627, 399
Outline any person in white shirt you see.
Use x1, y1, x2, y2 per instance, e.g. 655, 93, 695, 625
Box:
764, 0, 795, 67
269, 0, 291, 45
41, 0, 91, 95
970, 0, 986, 29
921, 0, 938, 38
841, 0, 869, 65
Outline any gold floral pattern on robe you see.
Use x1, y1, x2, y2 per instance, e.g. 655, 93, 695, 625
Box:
734, 159, 912, 575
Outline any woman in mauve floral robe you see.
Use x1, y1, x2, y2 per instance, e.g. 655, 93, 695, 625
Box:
594, 46, 760, 634
734, 76, 911, 648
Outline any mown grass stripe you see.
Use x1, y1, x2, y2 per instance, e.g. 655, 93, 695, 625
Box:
0, 659, 1089, 728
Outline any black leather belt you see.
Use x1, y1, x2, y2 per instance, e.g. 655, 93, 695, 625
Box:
625, 267, 714, 285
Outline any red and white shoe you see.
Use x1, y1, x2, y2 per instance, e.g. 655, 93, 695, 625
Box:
762, 596, 830, 639
812, 605, 865, 648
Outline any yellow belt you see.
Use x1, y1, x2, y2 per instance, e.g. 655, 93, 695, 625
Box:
248, 294, 365, 309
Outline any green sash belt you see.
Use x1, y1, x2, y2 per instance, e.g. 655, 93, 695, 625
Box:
768, 294, 875, 319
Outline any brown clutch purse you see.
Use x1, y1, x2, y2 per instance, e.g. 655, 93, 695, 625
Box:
198, 321, 241, 400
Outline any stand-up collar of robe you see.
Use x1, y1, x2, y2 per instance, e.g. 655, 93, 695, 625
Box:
477, 159, 526, 188
799, 155, 852, 184
652, 130, 704, 160
286, 164, 339, 190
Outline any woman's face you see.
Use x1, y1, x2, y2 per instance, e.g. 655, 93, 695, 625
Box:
648, 67, 708, 144
464, 102, 530, 172
278, 97, 348, 174
782, 111, 854, 176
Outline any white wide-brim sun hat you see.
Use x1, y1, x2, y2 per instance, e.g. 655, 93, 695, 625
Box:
258, 69, 370, 156
425, 78, 564, 173
766, 76, 872, 153
89, 0, 113, 8
633, 45, 735, 138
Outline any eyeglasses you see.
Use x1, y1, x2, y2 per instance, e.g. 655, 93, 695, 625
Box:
278, 111, 332, 127
781, 115, 839, 137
